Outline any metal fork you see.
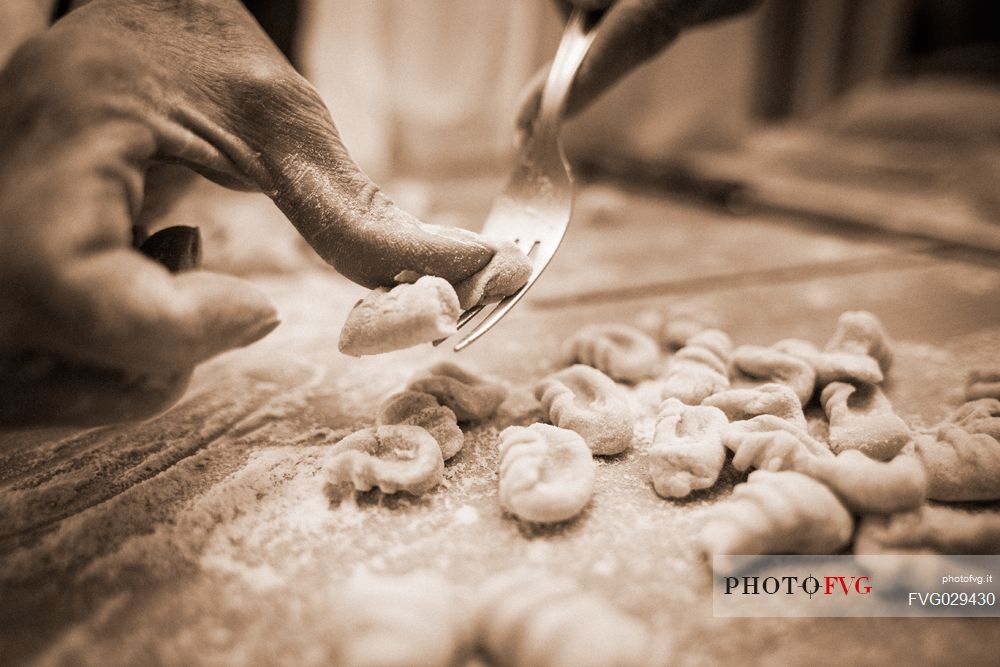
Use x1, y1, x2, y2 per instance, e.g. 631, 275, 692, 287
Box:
447, 9, 597, 351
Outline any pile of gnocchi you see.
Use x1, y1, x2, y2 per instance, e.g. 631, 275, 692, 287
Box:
318, 308, 1000, 667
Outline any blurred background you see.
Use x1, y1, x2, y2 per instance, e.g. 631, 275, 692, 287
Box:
17, 0, 993, 255
253, 0, 1000, 251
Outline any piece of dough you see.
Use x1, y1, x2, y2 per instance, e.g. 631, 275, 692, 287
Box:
949, 397, 1000, 437
805, 449, 927, 515
475, 570, 659, 667
825, 310, 894, 374
648, 398, 728, 498
914, 399, 1000, 501
855, 505, 1000, 555
534, 365, 633, 456
407, 361, 507, 421
700, 470, 854, 556
498, 424, 595, 524
774, 338, 883, 387
724, 415, 834, 470
820, 382, 911, 460
453, 240, 532, 310
635, 302, 722, 350
335, 571, 470, 667
562, 323, 660, 383
966, 368, 1000, 401
702, 383, 807, 430
377, 391, 464, 460
660, 329, 732, 404
338, 276, 460, 356
324, 425, 444, 498
732, 344, 816, 405
725, 415, 924, 514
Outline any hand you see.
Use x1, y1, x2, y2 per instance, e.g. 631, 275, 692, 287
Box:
516, 0, 759, 136
0, 0, 493, 428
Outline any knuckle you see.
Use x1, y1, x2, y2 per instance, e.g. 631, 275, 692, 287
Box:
223, 57, 338, 160
0, 28, 152, 128
227, 56, 326, 118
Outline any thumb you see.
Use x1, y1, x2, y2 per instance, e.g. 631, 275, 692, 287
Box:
25, 250, 280, 374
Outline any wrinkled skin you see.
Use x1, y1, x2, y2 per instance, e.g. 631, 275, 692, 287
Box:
517, 0, 760, 136
0, 0, 494, 427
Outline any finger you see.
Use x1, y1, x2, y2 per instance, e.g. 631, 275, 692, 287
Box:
563, 0, 685, 119
568, 0, 759, 116
514, 63, 550, 144
514, 0, 641, 139
515, 1, 612, 140
311, 189, 495, 290
0, 350, 192, 428
557, 0, 616, 16
242, 90, 495, 289
18, 249, 280, 375
46, 1, 493, 291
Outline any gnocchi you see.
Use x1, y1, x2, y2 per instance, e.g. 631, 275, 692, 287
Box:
562, 323, 660, 383
475, 571, 660, 667
700, 470, 854, 556
334, 571, 469, 667
728, 425, 926, 514
702, 383, 807, 430
914, 399, 1000, 501
338, 276, 460, 357
820, 382, 911, 460
732, 345, 816, 405
407, 361, 507, 421
377, 391, 464, 460
636, 302, 722, 350
453, 240, 532, 310
805, 449, 927, 515
534, 365, 634, 456
966, 368, 1000, 401
498, 424, 595, 524
825, 310, 894, 374
648, 398, 728, 498
724, 416, 833, 471
855, 505, 1000, 555
324, 425, 444, 498
773, 338, 883, 387
660, 329, 732, 404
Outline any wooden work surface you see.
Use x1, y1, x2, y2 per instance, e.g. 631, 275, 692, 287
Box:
2, 182, 999, 665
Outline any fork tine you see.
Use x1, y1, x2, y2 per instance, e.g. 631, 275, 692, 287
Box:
452, 286, 529, 351
431, 236, 536, 347
456, 304, 485, 329
431, 302, 483, 346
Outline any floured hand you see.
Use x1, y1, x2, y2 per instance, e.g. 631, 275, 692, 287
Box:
0, 0, 493, 427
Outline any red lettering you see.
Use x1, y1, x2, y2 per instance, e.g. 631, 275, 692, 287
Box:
823, 576, 848, 595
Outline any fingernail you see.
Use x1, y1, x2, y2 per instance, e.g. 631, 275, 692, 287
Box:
234, 313, 281, 347
140, 226, 202, 273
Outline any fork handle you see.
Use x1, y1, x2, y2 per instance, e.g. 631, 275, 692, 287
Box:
533, 9, 598, 144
